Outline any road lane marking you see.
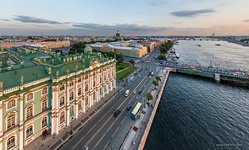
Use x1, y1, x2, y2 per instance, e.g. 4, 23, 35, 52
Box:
90, 78, 150, 149
112, 127, 120, 137
71, 74, 148, 150
88, 93, 139, 149
121, 117, 126, 125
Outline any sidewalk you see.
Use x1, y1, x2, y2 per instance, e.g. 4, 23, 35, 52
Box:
25, 89, 118, 150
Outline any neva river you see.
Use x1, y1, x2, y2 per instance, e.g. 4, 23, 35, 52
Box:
145, 40, 249, 150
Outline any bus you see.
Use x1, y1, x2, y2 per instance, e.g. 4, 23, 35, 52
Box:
131, 102, 142, 120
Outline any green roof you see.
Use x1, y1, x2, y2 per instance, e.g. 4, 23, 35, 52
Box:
0, 49, 112, 90
0, 65, 49, 89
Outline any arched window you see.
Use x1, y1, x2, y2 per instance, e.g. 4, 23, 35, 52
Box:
93, 80, 96, 87
60, 96, 65, 107
85, 74, 88, 80
7, 100, 16, 109
60, 112, 65, 124
78, 88, 82, 96
93, 91, 96, 100
42, 117, 47, 128
70, 92, 74, 101
42, 99, 47, 111
100, 77, 102, 83
78, 77, 81, 83
26, 105, 33, 119
69, 81, 74, 87
60, 85, 65, 91
26, 126, 33, 138
70, 106, 74, 117
85, 84, 88, 92
7, 136, 15, 150
78, 101, 82, 111
42, 87, 48, 95
27, 93, 33, 101
7, 113, 16, 129
85, 96, 89, 105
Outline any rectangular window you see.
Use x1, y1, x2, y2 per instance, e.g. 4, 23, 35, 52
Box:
69, 81, 74, 87
7, 100, 16, 109
60, 85, 65, 91
42, 87, 48, 95
78, 78, 81, 83
27, 93, 33, 101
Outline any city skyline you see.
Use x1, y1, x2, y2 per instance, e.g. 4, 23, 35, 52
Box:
0, 0, 249, 36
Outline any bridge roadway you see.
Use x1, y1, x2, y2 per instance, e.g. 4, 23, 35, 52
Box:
60, 50, 162, 150
165, 62, 249, 80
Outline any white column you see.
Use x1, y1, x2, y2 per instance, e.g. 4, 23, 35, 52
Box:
83, 76, 85, 96
98, 89, 100, 102
83, 98, 86, 113
90, 94, 93, 107
66, 82, 70, 126
106, 84, 109, 94
113, 80, 116, 89
75, 101, 78, 119
90, 73, 93, 91
19, 94, 24, 149
110, 82, 113, 92
51, 87, 59, 135
19, 127, 24, 150
75, 79, 78, 119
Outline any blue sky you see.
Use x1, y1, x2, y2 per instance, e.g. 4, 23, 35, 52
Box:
0, 0, 249, 36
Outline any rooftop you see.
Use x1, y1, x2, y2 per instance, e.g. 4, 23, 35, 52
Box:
0, 47, 112, 90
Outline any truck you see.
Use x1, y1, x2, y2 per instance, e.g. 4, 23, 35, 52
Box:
125, 90, 130, 97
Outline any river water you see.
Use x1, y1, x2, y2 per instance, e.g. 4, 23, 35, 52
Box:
145, 40, 249, 150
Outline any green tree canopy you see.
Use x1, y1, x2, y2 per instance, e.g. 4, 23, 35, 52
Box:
69, 42, 86, 54
159, 41, 173, 54
155, 76, 161, 82
129, 59, 135, 66
152, 80, 159, 87
147, 93, 153, 101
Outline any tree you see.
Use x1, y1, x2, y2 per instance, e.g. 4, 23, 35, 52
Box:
129, 59, 135, 66
157, 55, 166, 60
116, 53, 124, 63
147, 93, 153, 101
69, 42, 86, 54
159, 41, 173, 54
152, 80, 159, 88
155, 76, 161, 82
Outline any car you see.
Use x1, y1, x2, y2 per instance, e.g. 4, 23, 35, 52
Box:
82, 145, 89, 150
126, 105, 132, 111
138, 90, 142, 94
114, 110, 121, 117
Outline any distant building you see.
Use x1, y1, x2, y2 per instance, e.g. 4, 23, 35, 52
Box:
0, 40, 70, 50
0, 48, 116, 150
115, 30, 124, 42
90, 41, 148, 58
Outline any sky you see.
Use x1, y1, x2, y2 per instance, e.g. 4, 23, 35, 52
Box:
0, 0, 249, 36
